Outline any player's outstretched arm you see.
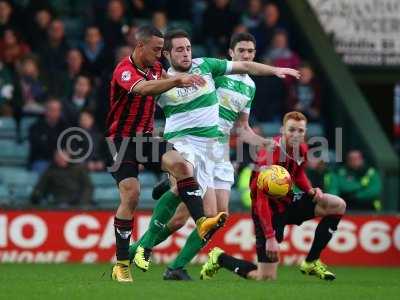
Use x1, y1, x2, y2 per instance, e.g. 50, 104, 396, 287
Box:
235, 113, 275, 149
231, 61, 300, 79
132, 74, 206, 96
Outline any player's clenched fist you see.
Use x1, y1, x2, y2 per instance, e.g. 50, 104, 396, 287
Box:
308, 187, 324, 202
274, 67, 301, 79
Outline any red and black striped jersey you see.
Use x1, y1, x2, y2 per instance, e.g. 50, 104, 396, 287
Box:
254, 135, 312, 195
106, 55, 163, 138
250, 135, 312, 238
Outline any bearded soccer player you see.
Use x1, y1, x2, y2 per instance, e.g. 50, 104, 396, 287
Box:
200, 111, 346, 281
106, 25, 228, 282
128, 30, 300, 280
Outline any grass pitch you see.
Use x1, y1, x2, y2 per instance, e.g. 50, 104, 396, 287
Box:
0, 264, 399, 300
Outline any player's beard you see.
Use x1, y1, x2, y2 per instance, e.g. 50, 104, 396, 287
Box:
171, 61, 192, 72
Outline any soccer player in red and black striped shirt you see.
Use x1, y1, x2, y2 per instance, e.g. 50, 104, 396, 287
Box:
200, 112, 346, 281
106, 26, 227, 282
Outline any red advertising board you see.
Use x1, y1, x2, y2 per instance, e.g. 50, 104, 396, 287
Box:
0, 211, 399, 266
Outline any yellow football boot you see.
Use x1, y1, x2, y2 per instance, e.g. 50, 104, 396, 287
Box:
196, 212, 228, 242
111, 260, 133, 282
300, 259, 336, 281
133, 246, 151, 272
200, 247, 224, 280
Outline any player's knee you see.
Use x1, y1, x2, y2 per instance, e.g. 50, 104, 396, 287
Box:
170, 161, 193, 179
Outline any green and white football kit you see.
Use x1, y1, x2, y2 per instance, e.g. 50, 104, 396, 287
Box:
157, 57, 233, 194
213, 73, 255, 190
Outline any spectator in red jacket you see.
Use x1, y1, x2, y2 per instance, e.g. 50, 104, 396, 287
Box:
287, 63, 321, 121
0, 28, 30, 68
262, 29, 300, 87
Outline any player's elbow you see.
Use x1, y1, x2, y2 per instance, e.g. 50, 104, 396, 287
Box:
131, 81, 155, 96
232, 61, 250, 75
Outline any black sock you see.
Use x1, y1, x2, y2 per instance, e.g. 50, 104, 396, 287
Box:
114, 217, 133, 261
306, 215, 342, 262
218, 253, 257, 279
177, 177, 204, 222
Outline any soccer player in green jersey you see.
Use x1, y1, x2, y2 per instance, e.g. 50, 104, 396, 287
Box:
129, 30, 299, 280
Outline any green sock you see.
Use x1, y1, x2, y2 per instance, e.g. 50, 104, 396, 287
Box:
169, 228, 205, 270
128, 191, 180, 260
128, 225, 173, 260
153, 225, 173, 247
128, 237, 143, 260
140, 190, 180, 249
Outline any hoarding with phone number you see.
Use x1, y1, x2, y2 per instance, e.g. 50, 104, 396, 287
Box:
0, 211, 399, 266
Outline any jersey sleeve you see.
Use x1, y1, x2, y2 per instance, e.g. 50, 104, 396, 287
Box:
114, 65, 145, 93
204, 57, 233, 78
251, 184, 276, 239
241, 85, 256, 114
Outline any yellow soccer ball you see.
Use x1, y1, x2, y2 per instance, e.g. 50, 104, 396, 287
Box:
257, 165, 292, 198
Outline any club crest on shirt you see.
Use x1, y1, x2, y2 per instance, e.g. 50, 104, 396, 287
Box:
121, 70, 131, 81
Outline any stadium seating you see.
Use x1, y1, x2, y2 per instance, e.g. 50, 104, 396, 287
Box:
20, 117, 38, 140
138, 172, 158, 187
0, 185, 9, 205
0, 140, 29, 166
0, 117, 16, 139
90, 172, 114, 187
137, 188, 155, 210
93, 187, 120, 208
0, 167, 38, 206
0, 167, 38, 186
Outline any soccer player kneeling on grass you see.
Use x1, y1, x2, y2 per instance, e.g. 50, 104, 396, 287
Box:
200, 111, 346, 281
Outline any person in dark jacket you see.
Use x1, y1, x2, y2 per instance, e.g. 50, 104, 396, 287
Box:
62, 75, 95, 125
28, 98, 68, 173
30, 149, 93, 207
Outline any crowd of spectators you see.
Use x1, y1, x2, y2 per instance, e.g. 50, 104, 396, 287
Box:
0, 0, 320, 131
0, 0, 382, 210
